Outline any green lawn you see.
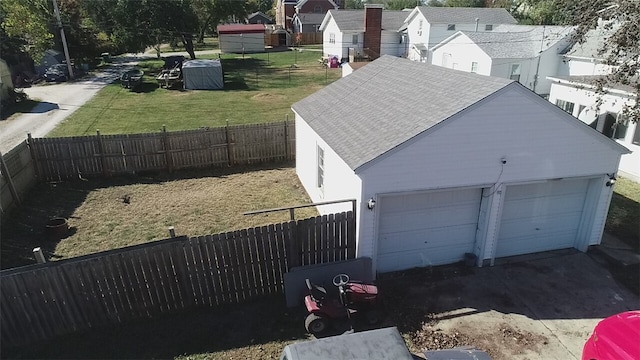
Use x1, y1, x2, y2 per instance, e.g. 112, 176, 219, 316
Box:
606, 176, 640, 251
49, 50, 340, 136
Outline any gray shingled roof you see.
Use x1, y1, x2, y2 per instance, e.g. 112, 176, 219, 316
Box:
458, 25, 573, 59
327, 9, 409, 31
416, 6, 517, 24
292, 56, 514, 170
294, 13, 326, 25
566, 26, 617, 60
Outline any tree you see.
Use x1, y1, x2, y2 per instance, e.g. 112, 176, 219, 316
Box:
426, 0, 444, 6
386, 0, 421, 10
344, 0, 365, 9
443, 0, 485, 7
555, 0, 639, 122
1, 0, 54, 60
192, 0, 248, 44
83, 0, 200, 58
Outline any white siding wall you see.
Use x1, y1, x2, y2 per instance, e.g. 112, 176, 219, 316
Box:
356, 85, 622, 265
322, 18, 344, 58
565, 58, 614, 76
405, 13, 430, 61
294, 112, 363, 219
219, 33, 265, 53
380, 30, 402, 57
549, 82, 639, 181
531, 36, 572, 95
431, 36, 492, 75
490, 58, 534, 89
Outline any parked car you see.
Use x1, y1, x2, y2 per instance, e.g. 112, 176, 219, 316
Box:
582, 310, 640, 360
43, 64, 70, 82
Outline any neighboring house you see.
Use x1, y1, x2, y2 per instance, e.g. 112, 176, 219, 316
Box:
295, 0, 338, 15
548, 27, 639, 182
217, 24, 266, 53
430, 25, 573, 96
293, 56, 629, 274
403, 6, 517, 62
292, 13, 325, 33
320, 6, 408, 60
247, 11, 273, 25
275, 0, 297, 29
276, 0, 339, 31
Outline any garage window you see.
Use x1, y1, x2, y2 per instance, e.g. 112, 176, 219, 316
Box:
317, 145, 324, 190
556, 99, 574, 115
329, 33, 335, 44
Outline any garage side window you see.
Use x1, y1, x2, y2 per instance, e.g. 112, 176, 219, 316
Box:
317, 146, 325, 190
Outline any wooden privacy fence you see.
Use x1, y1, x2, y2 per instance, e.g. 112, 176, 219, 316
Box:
1, 141, 38, 214
294, 32, 322, 45
0, 211, 355, 348
28, 121, 295, 182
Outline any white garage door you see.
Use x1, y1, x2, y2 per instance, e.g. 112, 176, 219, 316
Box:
495, 179, 590, 258
377, 188, 482, 273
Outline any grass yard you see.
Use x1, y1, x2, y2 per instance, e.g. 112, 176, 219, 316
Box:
0, 163, 319, 269
48, 50, 341, 137
605, 176, 640, 251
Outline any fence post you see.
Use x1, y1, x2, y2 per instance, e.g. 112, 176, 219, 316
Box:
162, 125, 173, 173
27, 133, 41, 180
284, 118, 289, 161
225, 120, 234, 166
168, 226, 176, 238
0, 151, 21, 206
287, 220, 301, 269
33, 247, 46, 263
96, 130, 108, 177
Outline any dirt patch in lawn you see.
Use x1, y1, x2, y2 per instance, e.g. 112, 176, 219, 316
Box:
252, 92, 285, 102
1, 162, 318, 269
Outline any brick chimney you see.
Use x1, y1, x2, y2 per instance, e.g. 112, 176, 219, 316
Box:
364, 4, 383, 59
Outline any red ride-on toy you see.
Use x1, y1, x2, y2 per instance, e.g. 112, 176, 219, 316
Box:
304, 273, 380, 335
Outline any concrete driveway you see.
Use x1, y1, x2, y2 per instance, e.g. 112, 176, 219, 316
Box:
382, 250, 638, 360
0, 57, 142, 154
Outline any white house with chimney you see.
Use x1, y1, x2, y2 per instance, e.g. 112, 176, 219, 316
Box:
402, 6, 517, 62
548, 27, 639, 182
319, 6, 408, 61
430, 25, 573, 96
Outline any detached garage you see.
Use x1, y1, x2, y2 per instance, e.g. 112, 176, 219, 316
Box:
293, 56, 630, 274
217, 24, 265, 53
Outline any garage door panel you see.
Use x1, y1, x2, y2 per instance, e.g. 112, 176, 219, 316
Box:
496, 179, 589, 258
377, 188, 482, 273
501, 194, 588, 220
379, 203, 480, 234
378, 224, 477, 254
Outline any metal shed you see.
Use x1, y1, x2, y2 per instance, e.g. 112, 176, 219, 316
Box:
182, 59, 223, 90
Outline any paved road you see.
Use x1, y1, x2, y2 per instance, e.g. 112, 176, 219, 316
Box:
0, 57, 142, 154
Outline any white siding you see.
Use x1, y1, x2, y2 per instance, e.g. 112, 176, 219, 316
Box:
380, 30, 402, 57
565, 57, 615, 76
431, 35, 492, 75
322, 18, 344, 58
428, 23, 487, 50
219, 33, 265, 53
294, 112, 363, 216
490, 58, 534, 89
405, 12, 430, 61
549, 82, 639, 181
356, 85, 622, 266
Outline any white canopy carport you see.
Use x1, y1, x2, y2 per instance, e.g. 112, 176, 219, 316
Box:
182, 59, 223, 90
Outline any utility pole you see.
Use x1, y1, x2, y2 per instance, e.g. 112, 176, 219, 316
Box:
52, 0, 74, 80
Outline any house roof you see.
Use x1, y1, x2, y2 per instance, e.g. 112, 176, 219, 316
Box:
296, 0, 338, 10
292, 56, 515, 170
248, 11, 273, 22
321, 9, 409, 32
565, 25, 617, 60
294, 12, 326, 25
411, 6, 517, 25
217, 24, 266, 34
443, 25, 574, 59
549, 75, 638, 95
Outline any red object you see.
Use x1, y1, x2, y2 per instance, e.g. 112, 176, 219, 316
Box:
582, 311, 640, 360
217, 24, 265, 34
